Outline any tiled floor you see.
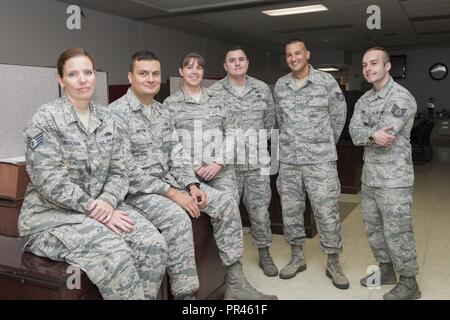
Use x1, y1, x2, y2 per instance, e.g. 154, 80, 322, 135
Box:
241, 142, 450, 300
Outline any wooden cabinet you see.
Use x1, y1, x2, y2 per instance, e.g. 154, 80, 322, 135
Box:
0, 200, 21, 237
336, 140, 363, 194
0, 162, 29, 201
240, 175, 318, 238
0, 162, 29, 237
190, 214, 226, 300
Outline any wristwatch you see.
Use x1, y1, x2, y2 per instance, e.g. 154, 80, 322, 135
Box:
186, 182, 200, 191
368, 134, 375, 144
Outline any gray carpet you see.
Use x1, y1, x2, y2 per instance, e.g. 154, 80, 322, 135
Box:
339, 201, 359, 222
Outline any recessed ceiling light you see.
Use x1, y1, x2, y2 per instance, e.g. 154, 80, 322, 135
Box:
317, 67, 340, 72
262, 4, 328, 16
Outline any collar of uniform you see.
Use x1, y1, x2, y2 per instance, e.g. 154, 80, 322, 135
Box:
203, 86, 215, 98
367, 77, 394, 102
287, 64, 316, 89
126, 87, 161, 115
177, 86, 211, 104
61, 95, 103, 133
61, 95, 78, 124
224, 75, 255, 95
125, 87, 145, 112
307, 65, 323, 85
87, 103, 103, 134
171, 89, 186, 103
222, 76, 233, 91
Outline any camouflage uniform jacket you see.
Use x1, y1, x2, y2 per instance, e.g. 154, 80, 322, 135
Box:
164, 87, 233, 170
19, 96, 128, 236
209, 76, 275, 170
349, 77, 416, 187
274, 66, 347, 165
109, 88, 199, 195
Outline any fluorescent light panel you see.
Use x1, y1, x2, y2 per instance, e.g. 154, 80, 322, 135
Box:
262, 4, 328, 16
318, 67, 340, 72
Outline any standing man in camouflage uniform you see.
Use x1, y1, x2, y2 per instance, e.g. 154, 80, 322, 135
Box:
274, 39, 348, 289
110, 50, 277, 300
209, 47, 278, 277
19, 48, 168, 300
349, 47, 421, 300
164, 53, 239, 202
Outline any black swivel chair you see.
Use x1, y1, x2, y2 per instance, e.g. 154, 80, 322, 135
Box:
411, 120, 435, 164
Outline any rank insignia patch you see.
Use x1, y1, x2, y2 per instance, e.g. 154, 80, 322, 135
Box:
27, 132, 44, 150
391, 104, 407, 118
336, 92, 344, 101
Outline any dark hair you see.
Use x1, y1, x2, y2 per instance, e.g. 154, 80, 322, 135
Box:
363, 47, 390, 63
180, 53, 205, 69
129, 50, 159, 72
224, 46, 248, 62
57, 48, 95, 77
285, 39, 307, 49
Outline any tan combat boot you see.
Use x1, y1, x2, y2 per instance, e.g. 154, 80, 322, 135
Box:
383, 275, 421, 300
223, 261, 278, 300
325, 254, 349, 289
258, 247, 278, 277
279, 245, 307, 279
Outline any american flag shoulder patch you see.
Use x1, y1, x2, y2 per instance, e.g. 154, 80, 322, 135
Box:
27, 132, 44, 150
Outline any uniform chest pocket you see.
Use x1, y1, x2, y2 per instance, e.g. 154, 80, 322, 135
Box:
307, 96, 329, 108
173, 113, 196, 127
207, 104, 225, 118
253, 102, 268, 111
131, 127, 152, 146
62, 146, 88, 173
62, 145, 88, 161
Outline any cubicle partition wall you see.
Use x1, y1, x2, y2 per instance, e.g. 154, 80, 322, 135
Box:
0, 64, 108, 159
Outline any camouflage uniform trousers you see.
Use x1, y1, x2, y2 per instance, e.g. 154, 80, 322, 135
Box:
200, 165, 240, 205
25, 205, 168, 300
125, 193, 199, 297
129, 183, 243, 269
199, 182, 244, 266
361, 184, 419, 277
277, 161, 343, 254
235, 169, 272, 248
